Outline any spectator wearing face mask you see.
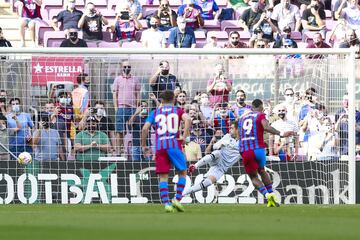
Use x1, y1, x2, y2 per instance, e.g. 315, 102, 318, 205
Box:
72, 73, 90, 121
189, 118, 213, 155
0, 115, 9, 160
78, 2, 109, 43
154, 0, 178, 31
270, 105, 299, 161
6, 98, 34, 159
51, 0, 83, 34
128, 101, 152, 161
273, 26, 298, 48
149, 60, 181, 101
199, 92, 213, 121
112, 60, 140, 156
33, 116, 61, 161
211, 103, 235, 135
74, 116, 110, 161
141, 15, 166, 48
60, 28, 88, 47
231, 89, 252, 119
207, 63, 233, 107
0, 27, 12, 48
56, 91, 74, 142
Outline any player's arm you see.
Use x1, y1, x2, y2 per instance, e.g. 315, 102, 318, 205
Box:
182, 113, 192, 140
261, 119, 293, 137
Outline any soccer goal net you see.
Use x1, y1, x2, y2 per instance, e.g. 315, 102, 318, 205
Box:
0, 48, 356, 205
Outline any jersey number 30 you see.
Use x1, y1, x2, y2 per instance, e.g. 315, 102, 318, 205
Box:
242, 118, 253, 135
155, 113, 179, 135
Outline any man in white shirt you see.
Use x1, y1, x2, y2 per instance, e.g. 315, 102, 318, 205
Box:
271, 0, 301, 32
141, 15, 166, 48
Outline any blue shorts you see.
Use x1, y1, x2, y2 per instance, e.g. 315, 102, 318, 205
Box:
241, 148, 267, 173
116, 107, 135, 133
155, 148, 187, 174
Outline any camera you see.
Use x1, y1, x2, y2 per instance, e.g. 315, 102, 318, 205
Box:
119, 11, 130, 20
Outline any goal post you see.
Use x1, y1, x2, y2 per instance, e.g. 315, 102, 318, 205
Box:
0, 48, 356, 205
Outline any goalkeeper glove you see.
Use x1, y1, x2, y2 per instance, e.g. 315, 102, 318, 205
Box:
188, 164, 197, 173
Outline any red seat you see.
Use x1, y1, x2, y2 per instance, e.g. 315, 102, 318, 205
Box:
203, 20, 221, 31
206, 30, 228, 42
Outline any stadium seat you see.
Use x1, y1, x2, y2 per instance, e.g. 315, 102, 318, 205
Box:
40, 8, 49, 21
138, 19, 149, 29
297, 42, 308, 48
220, 20, 240, 33
42, 0, 63, 9
44, 31, 83, 47
206, 30, 228, 42
303, 31, 318, 43
87, 0, 108, 7
239, 31, 251, 41
142, 6, 159, 17
49, 8, 63, 20
326, 19, 337, 31
98, 41, 119, 48
203, 20, 221, 31
36, 23, 53, 46
75, 0, 85, 8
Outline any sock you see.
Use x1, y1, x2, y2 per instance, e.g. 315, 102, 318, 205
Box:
265, 183, 273, 193
175, 177, 186, 201
159, 181, 170, 206
258, 186, 269, 197
182, 178, 212, 196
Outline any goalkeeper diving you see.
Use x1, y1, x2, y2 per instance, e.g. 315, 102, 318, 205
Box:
183, 121, 241, 196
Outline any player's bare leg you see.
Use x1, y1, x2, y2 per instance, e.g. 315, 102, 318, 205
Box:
248, 171, 275, 207
259, 168, 280, 207
172, 170, 186, 212
159, 174, 174, 213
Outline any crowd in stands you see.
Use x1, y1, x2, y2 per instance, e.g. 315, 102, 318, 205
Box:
0, 0, 359, 50
0, 60, 357, 162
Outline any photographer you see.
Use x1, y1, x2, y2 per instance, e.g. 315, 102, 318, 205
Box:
301, 0, 326, 38
113, 4, 142, 46
78, 2, 109, 43
33, 117, 62, 161
154, 0, 178, 31
206, 63, 232, 107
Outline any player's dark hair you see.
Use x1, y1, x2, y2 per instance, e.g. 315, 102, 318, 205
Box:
305, 87, 316, 95
77, 73, 88, 84
94, 100, 105, 107
231, 121, 238, 129
0, 114, 7, 125
236, 89, 246, 97
159, 90, 175, 103
252, 99, 263, 109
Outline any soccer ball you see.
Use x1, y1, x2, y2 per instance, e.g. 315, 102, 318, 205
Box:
18, 152, 32, 165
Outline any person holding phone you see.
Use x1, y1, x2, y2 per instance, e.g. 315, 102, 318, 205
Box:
113, 3, 142, 46
155, 0, 178, 31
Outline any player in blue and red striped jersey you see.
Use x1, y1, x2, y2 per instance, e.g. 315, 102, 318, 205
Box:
142, 90, 191, 213
239, 99, 294, 207
212, 103, 235, 135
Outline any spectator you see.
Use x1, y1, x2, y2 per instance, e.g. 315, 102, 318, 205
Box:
273, 26, 298, 48
154, 0, 178, 31
71, 73, 90, 121
271, 0, 301, 32
301, 0, 326, 38
184, 130, 202, 161
6, 98, 33, 158
56, 91, 74, 142
328, 18, 348, 47
79, 101, 116, 153
0, 27, 12, 47
211, 103, 236, 135
239, 0, 268, 32
271, 105, 299, 161
339, 29, 360, 49
176, 91, 187, 109
51, 0, 83, 34
33, 116, 61, 161
0, 90, 7, 115
78, 2, 109, 44
178, 0, 204, 30
333, 0, 347, 20
116, 0, 143, 20
74, 116, 110, 161
305, 104, 326, 159
113, 3, 142, 46
224, 31, 247, 48
60, 28, 88, 47
141, 15, 166, 48
195, 0, 221, 21
128, 101, 152, 161
0, 115, 9, 160
112, 60, 141, 155
315, 117, 339, 160
275, 87, 301, 123
227, 0, 250, 16
203, 35, 219, 48
149, 60, 181, 100
306, 32, 331, 58
41, 101, 67, 160
335, 0, 360, 33
168, 16, 197, 48
15, 0, 42, 47
199, 92, 213, 121
335, 94, 360, 156
249, 27, 272, 47
206, 63, 233, 107
231, 89, 252, 118
190, 118, 213, 155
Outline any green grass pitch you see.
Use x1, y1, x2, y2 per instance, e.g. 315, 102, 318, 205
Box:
0, 204, 359, 240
